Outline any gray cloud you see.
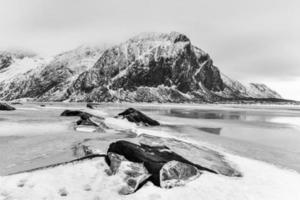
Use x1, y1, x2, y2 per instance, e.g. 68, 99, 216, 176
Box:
0, 0, 299, 99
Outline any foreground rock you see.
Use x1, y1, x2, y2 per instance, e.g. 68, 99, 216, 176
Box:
0, 102, 15, 111
74, 134, 241, 177
117, 108, 160, 126
106, 140, 215, 188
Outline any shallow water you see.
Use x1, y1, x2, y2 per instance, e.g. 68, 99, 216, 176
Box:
1, 103, 300, 175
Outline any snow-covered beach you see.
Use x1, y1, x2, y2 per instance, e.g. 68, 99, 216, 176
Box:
1, 103, 300, 200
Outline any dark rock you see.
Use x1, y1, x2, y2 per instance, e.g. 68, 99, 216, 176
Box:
40, 104, 46, 107
0, 102, 16, 111
72, 133, 242, 178
86, 103, 94, 109
117, 108, 160, 126
60, 110, 92, 117
106, 140, 215, 187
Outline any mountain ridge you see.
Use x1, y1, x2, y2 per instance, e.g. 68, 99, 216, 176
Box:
0, 32, 290, 103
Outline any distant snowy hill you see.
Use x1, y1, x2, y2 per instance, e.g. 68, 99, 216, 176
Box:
220, 73, 281, 99
0, 46, 104, 101
0, 32, 284, 102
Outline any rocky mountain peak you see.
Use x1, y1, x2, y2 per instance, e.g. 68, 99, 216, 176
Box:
0, 32, 284, 103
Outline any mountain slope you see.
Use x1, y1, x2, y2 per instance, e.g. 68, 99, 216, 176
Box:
0, 46, 105, 101
219, 73, 281, 99
65, 32, 281, 102
0, 32, 283, 103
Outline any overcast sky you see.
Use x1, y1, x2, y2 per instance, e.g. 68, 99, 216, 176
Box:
0, 0, 299, 100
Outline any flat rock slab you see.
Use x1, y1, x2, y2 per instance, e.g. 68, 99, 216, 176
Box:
133, 134, 242, 177
73, 133, 241, 178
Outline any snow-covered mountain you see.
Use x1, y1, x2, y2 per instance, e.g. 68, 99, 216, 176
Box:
220, 73, 281, 99
0, 46, 105, 101
0, 32, 283, 102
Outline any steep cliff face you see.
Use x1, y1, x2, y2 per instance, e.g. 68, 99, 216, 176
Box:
66, 32, 226, 102
0, 32, 283, 102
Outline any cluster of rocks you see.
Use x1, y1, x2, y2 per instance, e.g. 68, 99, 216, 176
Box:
0, 104, 242, 195
60, 106, 241, 195
106, 141, 205, 194
61, 107, 160, 133
60, 109, 107, 132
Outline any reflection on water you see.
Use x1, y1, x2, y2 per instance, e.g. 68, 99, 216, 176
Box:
166, 109, 243, 120
158, 108, 300, 129
197, 127, 222, 135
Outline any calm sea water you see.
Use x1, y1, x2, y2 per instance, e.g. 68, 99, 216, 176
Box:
1, 103, 300, 175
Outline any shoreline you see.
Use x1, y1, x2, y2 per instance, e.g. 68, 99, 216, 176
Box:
1, 103, 300, 199
1, 135, 300, 200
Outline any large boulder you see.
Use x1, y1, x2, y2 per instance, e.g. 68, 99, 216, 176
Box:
0, 102, 16, 111
117, 108, 160, 126
72, 134, 242, 178
106, 140, 214, 187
